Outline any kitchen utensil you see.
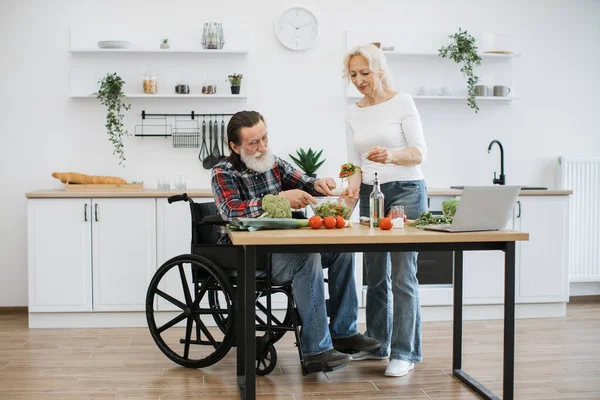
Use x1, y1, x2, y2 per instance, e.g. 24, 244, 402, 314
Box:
202, 118, 214, 169
210, 115, 222, 161
221, 116, 226, 157
198, 117, 208, 162
493, 85, 511, 97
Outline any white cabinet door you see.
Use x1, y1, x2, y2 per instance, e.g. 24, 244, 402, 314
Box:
28, 199, 92, 312
156, 197, 214, 311
514, 196, 569, 303
92, 198, 156, 311
463, 210, 515, 305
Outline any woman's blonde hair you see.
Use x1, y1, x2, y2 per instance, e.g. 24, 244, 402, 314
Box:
343, 44, 394, 90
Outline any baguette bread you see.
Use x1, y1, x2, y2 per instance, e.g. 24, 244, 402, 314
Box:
52, 172, 127, 185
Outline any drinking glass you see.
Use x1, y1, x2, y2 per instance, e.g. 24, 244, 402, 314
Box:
174, 175, 187, 191
389, 205, 405, 229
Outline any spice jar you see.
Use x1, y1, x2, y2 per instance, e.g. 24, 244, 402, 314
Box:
143, 66, 157, 94
175, 79, 190, 94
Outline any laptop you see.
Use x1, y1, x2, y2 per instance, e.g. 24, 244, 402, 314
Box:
421, 186, 521, 233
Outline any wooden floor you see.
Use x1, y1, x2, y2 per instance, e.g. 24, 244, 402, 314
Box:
1, 303, 600, 399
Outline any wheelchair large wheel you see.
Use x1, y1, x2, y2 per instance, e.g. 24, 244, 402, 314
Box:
146, 254, 235, 368
209, 285, 293, 344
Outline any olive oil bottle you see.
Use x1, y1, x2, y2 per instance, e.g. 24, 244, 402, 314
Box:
369, 172, 384, 229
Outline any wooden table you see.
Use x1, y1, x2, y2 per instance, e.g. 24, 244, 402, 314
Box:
228, 224, 529, 400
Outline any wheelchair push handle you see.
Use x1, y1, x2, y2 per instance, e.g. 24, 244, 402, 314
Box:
167, 193, 193, 204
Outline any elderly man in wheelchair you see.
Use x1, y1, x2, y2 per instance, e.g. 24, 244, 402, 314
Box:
146, 110, 379, 376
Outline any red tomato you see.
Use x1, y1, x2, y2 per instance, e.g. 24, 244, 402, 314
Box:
335, 216, 346, 229
379, 217, 393, 230
323, 216, 336, 229
309, 216, 323, 229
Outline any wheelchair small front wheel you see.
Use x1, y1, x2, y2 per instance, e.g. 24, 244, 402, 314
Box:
256, 342, 277, 376
146, 254, 235, 369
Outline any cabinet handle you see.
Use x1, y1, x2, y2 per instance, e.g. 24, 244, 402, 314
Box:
95, 204, 99, 222
517, 200, 521, 218
84, 204, 88, 222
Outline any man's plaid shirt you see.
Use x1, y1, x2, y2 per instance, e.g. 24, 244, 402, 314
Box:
211, 155, 319, 242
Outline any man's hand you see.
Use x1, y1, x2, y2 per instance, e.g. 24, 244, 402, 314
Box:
314, 177, 336, 196
279, 189, 316, 209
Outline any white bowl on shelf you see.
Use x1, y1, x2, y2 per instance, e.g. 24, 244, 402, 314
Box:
97, 40, 132, 49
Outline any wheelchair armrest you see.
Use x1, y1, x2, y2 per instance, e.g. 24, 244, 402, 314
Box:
200, 215, 228, 225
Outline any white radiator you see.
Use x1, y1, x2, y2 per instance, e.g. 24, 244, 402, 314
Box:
558, 157, 600, 282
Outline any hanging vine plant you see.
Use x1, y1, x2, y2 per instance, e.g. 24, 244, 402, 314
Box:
94, 73, 131, 165
438, 28, 483, 113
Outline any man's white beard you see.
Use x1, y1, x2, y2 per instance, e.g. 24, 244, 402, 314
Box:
240, 148, 275, 173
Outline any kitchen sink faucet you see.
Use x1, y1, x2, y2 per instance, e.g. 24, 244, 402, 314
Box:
488, 140, 505, 185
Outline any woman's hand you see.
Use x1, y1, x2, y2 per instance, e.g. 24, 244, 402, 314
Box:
366, 146, 390, 164
340, 171, 362, 198
341, 184, 360, 198
314, 178, 336, 196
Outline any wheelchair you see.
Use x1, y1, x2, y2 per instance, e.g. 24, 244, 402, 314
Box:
145, 193, 335, 376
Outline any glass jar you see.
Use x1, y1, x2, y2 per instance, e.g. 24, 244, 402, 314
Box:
389, 205, 405, 229
143, 66, 157, 94
175, 79, 189, 94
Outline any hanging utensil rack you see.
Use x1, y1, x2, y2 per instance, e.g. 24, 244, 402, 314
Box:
135, 111, 234, 149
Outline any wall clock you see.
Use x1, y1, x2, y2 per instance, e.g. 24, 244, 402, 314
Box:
275, 7, 319, 51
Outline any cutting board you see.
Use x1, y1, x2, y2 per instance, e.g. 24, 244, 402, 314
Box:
64, 182, 144, 191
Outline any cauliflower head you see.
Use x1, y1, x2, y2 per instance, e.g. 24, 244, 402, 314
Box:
442, 198, 460, 217
261, 194, 292, 218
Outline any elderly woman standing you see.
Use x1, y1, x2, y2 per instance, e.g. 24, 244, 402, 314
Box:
340, 44, 428, 377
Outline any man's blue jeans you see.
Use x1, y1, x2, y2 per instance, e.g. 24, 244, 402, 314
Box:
270, 252, 358, 356
359, 179, 427, 363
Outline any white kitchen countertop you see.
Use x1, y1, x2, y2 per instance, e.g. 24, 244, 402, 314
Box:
25, 188, 573, 198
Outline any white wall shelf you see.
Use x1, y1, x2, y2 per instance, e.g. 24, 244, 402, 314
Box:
383, 51, 521, 59
69, 93, 247, 99
69, 48, 248, 55
348, 95, 519, 102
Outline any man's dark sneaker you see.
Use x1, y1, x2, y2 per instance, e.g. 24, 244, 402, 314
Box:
304, 349, 352, 368
332, 333, 381, 353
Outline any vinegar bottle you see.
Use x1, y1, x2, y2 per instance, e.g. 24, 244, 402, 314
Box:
369, 172, 384, 229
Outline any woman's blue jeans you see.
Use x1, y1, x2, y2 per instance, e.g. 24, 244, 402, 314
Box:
359, 179, 427, 363
270, 252, 358, 356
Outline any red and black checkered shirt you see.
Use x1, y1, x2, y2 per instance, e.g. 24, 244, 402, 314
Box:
211, 155, 318, 222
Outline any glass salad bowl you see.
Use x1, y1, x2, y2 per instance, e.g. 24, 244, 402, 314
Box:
310, 196, 359, 220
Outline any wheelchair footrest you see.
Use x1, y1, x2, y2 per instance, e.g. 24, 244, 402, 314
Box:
301, 361, 347, 376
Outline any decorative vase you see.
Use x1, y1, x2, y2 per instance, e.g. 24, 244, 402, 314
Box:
160, 43, 170, 49
230, 86, 240, 95
202, 22, 225, 50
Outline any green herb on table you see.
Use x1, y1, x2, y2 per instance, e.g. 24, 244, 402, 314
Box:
410, 211, 453, 227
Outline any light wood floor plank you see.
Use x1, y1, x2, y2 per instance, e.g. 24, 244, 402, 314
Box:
1, 303, 599, 399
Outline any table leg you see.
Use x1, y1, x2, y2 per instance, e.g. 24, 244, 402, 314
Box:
237, 246, 256, 399
453, 249, 499, 400
453, 250, 463, 371
503, 242, 516, 400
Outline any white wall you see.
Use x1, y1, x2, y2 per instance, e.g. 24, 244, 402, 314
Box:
1, 0, 599, 306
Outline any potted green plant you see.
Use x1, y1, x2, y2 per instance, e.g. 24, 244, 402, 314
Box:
438, 28, 483, 113
289, 148, 326, 178
160, 38, 169, 49
93, 72, 131, 166
227, 73, 243, 94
